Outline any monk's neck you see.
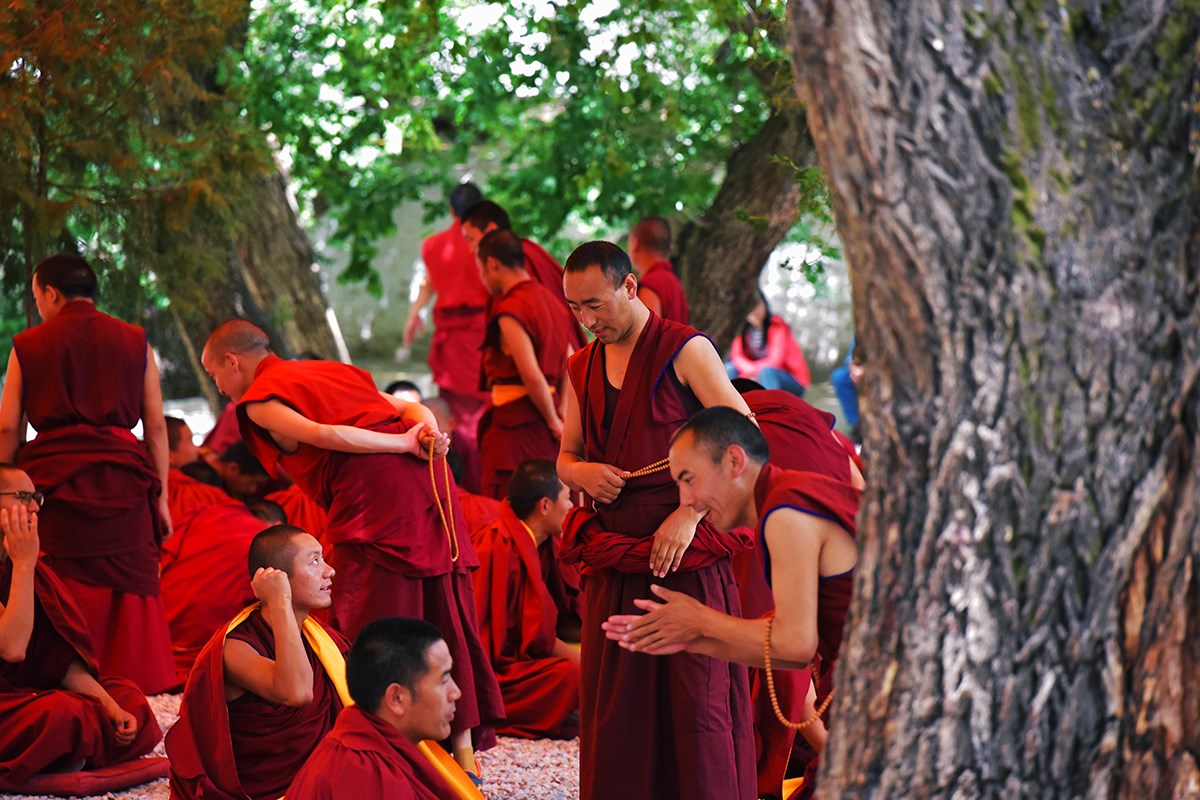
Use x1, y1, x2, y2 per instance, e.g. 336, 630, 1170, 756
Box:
609, 303, 651, 354
497, 271, 532, 295
739, 462, 765, 529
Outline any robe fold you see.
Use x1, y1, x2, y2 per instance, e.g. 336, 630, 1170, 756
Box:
478, 279, 576, 499
167, 604, 348, 800
287, 706, 462, 800
520, 239, 587, 348
0, 559, 160, 790
236, 355, 504, 743
160, 501, 264, 684
753, 464, 860, 800
456, 488, 502, 537
265, 483, 329, 542
470, 501, 579, 739
637, 260, 689, 323
167, 468, 230, 530
13, 299, 173, 694
564, 313, 756, 800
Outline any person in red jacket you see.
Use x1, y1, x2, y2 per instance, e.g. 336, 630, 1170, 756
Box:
726, 292, 811, 397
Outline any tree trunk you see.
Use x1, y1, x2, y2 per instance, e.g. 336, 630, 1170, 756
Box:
786, 1, 1200, 796
675, 101, 818, 352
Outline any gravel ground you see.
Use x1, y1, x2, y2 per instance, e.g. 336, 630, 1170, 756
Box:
6, 694, 580, 800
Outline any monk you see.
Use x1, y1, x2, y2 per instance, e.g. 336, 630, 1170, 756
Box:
0, 464, 160, 792
201, 321, 503, 778
558, 241, 756, 799
166, 416, 200, 469
288, 617, 485, 800
0, 253, 174, 694
628, 216, 689, 323
160, 499, 287, 684
604, 407, 861, 800
469, 460, 579, 738
476, 229, 577, 498
266, 481, 329, 545
404, 183, 490, 494
207, 441, 271, 500
167, 524, 346, 800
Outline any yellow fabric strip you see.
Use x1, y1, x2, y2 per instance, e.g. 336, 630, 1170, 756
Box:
418, 741, 486, 800
491, 384, 555, 405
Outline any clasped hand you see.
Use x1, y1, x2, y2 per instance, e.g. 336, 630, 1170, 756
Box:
401, 422, 451, 460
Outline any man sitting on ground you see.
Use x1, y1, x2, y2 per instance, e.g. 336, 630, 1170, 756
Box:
0, 464, 160, 792
167, 524, 346, 800
207, 441, 271, 501
288, 617, 483, 799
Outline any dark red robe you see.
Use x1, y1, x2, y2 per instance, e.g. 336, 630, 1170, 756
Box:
167, 605, 348, 800
470, 501, 579, 739
423, 221, 491, 402
478, 279, 576, 499
520, 238, 587, 348
288, 706, 461, 799
236, 355, 504, 744
561, 313, 755, 800
638, 260, 689, 323
203, 402, 243, 454
167, 468, 230, 530
738, 390, 855, 797
457, 488, 502, 536
160, 501, 264, 684
753, 464, 860, 800
12, 299, 173, 694
0, 559, 160, 791
266, 483, 329, 542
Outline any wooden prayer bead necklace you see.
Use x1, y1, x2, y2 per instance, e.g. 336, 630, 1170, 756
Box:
763, 615, 834, 730
429, 452, 460, 562
625, 457, 670, 479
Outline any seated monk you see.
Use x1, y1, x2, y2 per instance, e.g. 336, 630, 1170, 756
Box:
469, 460, 579, 739
166, 416, 200, 470
266, 481, 329, 546
288, 617, 485, 799
167, 524, 347, 800
166, 460, 229, 531
207, 441, 271, 501
160, 499, 287, 685
0, 464, 160, 792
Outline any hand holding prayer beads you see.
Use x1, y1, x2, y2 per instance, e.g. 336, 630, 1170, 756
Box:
571, 462, 630, 505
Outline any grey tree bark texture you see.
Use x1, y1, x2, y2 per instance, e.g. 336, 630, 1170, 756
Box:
787, 1, 1200, 797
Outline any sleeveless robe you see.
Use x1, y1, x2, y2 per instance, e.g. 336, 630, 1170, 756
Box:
236, 355, 503, 743
753, 464, 860, 800
13, 299, 173, 694
469, 501, 579, 739
477, 279, 576, 498
638, 260, 690, 324
0, 559, 160, 790
561, 313, 756, 800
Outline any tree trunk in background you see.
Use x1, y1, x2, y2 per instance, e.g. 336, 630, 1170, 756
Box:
787, 0, 1200, 796
675, 102, 817, 351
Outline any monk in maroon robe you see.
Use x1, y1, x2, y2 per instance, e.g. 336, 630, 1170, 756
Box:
201, 320, 503, 778
628, 217, 689, 323
166, 416, 201, 470
0, 467, 160, 792
470, 460, 579, 738
267, 482, 329, 544
0, 254, 174, 695
606, 407, 861, 800
289, 617, 483, 800
475, 230, 577, 499
558, 242, 757, 800
167, 525, 347, 800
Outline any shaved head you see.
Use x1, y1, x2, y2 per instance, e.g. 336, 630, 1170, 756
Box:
631, 217, 671, 257
205, 320, 271, 358
247, 524, 306, 578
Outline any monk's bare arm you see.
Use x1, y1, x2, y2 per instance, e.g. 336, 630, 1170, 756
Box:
403, 273, 434, 346
638, 287, 663, 317
244, 399, 431, 457
61, 659, 138, 744
378, 392, 438, 430
556, 374, 627, 503
0, 351, 25, 463
141, 345, 172, 535
499, 316, 562, 437
0, 507, 38, 663
673, 336, 753, 417
224, 568, 314, 706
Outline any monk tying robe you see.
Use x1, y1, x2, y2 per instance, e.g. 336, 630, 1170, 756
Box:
470, 459, 579, 739
0, 464, 160, 792
167, 525, 345, 800
605, 408, 861, 800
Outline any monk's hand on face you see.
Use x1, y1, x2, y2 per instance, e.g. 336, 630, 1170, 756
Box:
601, 585, 703, 656
649, 506, 698, 578
575, 462, 629, 505
0, 507, 39, 569
252, 567, 292, 609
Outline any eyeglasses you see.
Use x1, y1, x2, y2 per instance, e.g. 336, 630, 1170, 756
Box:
0, 491, 44, 507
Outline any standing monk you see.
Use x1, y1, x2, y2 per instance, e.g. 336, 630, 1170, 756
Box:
0, 254, 174, 694
404, 183, 490, 493
628, 216, 689, 323
476, 229, 577, 499
200, 321, 503, 779
558, 241, 756, 800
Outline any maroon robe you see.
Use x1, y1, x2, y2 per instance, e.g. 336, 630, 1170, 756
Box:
0, 560, 160, 791
470, 501, 579, 739
160, 501, 264, 684
13, 299, 173, 694
561, 313, 755, 800
478, 279, 576, 498
638, 260, 689, 323
457, 488, 502, 536
236, 355, 503, 743
423, 221, 491, 403
167, 468, 230, 530
520, 239, 587, 348
266, 484, 329, 542
753, 464, 860, 800
167, 607, 348, 800
203, 402, 243, 454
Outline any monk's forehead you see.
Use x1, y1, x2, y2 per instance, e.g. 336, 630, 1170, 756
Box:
564, 265, 620, 300
0, 468, 34, 491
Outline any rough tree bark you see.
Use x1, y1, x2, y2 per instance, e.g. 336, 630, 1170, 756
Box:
787, 0, 1200, 797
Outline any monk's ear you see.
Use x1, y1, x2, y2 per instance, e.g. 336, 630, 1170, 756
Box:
726, 445, 748, 477
383, 682, 411, 716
